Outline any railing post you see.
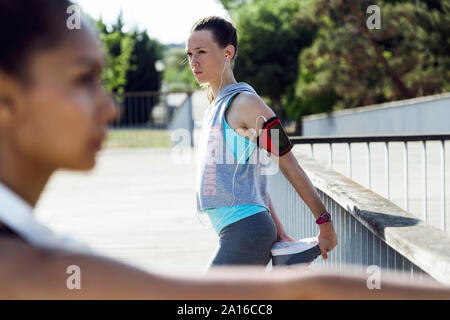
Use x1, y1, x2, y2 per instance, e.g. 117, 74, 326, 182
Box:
348, 142, 352, 179
442, 140, 446, 231
423, 140, 428, 222
404, 142, 409, 212
385, 141, 390, 200
367, 142, 371, 190
329, 143, 333, 168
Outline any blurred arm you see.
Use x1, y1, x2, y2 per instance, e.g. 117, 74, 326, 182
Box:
1, 238, 450, 299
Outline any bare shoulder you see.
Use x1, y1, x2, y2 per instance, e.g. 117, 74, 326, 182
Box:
0, 238, 41, 291
233, 92, 276, 131
234, 92, 271, 113
0, 238, 44, 267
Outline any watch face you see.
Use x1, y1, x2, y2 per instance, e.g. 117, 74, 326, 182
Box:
316, 213, 331, 224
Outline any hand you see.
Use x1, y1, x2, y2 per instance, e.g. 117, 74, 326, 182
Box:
317, 223, 338, 260
277, 233, 296, 242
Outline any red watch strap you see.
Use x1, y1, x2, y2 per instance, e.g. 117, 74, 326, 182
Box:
316, 212, 331, 224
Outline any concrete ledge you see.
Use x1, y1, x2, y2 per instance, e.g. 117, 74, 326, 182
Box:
292, 148, 450, 284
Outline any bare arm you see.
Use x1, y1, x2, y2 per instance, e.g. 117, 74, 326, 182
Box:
271, 150, 338, 259
235, 93, 329, 220
1, 238, 450, 299
237, 94, 337, 259
0, 238, 291, 299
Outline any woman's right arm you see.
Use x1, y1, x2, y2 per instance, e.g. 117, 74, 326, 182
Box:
1, 238, 450, 299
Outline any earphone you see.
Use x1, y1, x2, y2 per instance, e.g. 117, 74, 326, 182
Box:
217, 51, 230, 97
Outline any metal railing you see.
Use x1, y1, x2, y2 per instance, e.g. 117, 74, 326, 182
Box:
111, 90, 193, 128
289, 134, 450, 233
105, 90, 193, 148
267, 150, 450, 284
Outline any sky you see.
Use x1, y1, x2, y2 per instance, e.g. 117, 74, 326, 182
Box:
75, 0, 229, 45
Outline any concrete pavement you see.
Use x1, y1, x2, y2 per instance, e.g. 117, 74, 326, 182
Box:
35, 148, 218, 274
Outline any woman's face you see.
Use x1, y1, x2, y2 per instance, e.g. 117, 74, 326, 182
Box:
186, 30, 226, 85
1, 27, 117, 171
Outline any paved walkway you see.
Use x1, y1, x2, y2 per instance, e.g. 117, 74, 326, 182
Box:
34, 142, 449, 276
35, 148, 218, 273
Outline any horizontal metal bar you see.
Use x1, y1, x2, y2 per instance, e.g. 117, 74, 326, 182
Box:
123, 90, 193, 97
290, 134, 450, 144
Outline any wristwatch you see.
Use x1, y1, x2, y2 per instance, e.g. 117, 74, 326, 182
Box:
316, 212, 331, 224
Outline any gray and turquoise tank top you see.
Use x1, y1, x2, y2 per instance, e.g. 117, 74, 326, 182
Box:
196, 82, 270, 234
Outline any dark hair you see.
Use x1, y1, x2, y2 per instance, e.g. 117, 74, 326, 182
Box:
190, 16, 238, 103
0, 0, 76, 84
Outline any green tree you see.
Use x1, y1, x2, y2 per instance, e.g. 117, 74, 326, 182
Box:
96, 14, 135, 97
125, 30, 163, 92
96, 13, 164, 125
162, 46, 199, 91
96, 12, 163, 95
225, 0, 317, 122
295, 0, 450, 116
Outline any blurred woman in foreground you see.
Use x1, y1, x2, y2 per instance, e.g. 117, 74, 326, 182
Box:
0, 0, 449, 299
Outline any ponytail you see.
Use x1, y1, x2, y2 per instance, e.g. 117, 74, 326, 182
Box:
206, 84, 214, 104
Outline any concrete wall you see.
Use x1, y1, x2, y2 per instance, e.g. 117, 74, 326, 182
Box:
303, 93, 450, 136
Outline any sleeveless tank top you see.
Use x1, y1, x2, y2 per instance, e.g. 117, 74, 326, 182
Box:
196, 83, 271, 234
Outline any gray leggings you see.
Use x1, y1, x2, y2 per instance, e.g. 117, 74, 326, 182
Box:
209, 210, 278, 267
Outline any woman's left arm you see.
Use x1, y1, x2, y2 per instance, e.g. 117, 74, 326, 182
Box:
237, 93, 337, 259
274, 152, 338, 259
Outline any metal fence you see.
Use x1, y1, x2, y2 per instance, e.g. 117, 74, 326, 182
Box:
267, 151, 450, 284
105, 91, 193, 148
111, 90, 193, 128
267, 165, 426, 281
289, 134, 450, 233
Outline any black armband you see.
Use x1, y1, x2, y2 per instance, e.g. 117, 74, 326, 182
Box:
256, 116, 293, 156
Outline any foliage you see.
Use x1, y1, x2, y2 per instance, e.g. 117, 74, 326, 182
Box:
96, 12, 163, 96
125, 30, 163, 92
219, 0, 449, 122
295, 0, 450, 115
162, 46, 199, 91
96, 14, 135, 98
226, 0, 317, 119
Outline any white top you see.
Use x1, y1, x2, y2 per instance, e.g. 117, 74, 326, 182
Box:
0, 182, 92, 254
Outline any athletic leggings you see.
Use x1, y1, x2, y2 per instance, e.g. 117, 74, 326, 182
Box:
209, 210, 278, 267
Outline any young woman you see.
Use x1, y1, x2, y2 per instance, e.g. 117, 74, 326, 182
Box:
188, 16, 337, 267
0, 0, 449, 300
